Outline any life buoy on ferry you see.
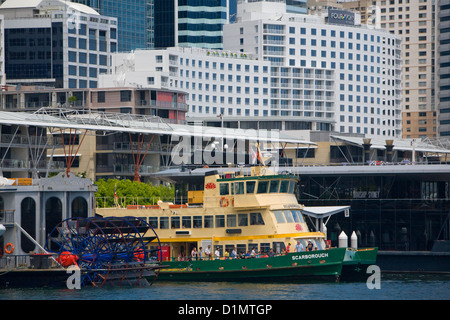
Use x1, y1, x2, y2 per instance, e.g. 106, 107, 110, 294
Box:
220, 197, 229, 207
4, 243, 14, 254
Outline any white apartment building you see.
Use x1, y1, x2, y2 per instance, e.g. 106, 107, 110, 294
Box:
99, 46, 337, 131
224, 0, 403, 137
100, 1, 402, 138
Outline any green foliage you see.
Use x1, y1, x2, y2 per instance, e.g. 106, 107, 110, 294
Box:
95, 179, 174, 208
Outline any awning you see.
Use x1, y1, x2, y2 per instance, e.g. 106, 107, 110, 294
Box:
330, 135, 450, 154
302, 206, 350, 219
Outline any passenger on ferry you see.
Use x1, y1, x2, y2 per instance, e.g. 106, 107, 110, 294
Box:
224, 249, 230, 259
306, 241, 314, 251
214, 247, 220, 260
199, 247, 204, 260
295, 240, 304, 252
205, 245, 211, 260
286, 243, 291, 253
231, 247, 237, 259
191, 247, 198, 260
268, 249, 275, 257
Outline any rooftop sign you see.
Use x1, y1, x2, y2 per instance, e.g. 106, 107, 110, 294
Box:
328, 8, 355, 26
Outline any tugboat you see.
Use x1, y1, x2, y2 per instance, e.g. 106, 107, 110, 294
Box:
97, 166, 365, 282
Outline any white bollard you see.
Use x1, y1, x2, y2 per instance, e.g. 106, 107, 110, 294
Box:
338, 231, 348, 248
351, 231, 358, 249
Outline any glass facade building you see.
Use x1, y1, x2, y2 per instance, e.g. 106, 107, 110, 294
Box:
155, 0, 228, 50
73, 0, 154, 52
1, 0, 117, 89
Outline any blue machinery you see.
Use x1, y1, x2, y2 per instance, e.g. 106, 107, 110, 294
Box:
45, 216, 163, 287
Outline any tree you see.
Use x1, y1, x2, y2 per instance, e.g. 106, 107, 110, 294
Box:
95, 179, 174, 208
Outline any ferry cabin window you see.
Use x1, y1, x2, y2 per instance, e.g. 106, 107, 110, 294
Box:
148, 217, 158, 229
273, 210, 286, 223
280, 180, 289, 193
261, 243, 271, 253
237, 244, 246, 255
291, 210, 305, 223
269, 180, 280, 193
204, 215, 214, 228
171, 216, 180, 228
238, 213, 248, 226
257, 181, 269, 193
193, 216, 202, 228
182, 216, 191, 228
250, 212, 265, 225
227, 214, 237, 227
220, 183, 229, 195
283, 210, 295, 223
216, 215, 225, 227
235, 182, 245, 194
246, 181, 256, 193
288, 181, 296, 194
160, 216, 169, 229
225, 244, 235, 256
248, 243, 258, 253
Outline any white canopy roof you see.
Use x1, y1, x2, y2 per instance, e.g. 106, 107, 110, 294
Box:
0, 109, 316, 146
0, 0, 100, 15
331, 135, 450, 154
301, 206, 350, 219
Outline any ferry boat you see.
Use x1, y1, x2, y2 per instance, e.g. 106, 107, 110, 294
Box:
97, 166, 377, 282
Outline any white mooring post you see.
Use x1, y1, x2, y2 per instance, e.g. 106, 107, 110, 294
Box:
351, 231, 358, 249
338, 231, 348, 248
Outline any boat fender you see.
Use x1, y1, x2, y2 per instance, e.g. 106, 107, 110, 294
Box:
4, 243, 14, 254
220, 197, 229, 207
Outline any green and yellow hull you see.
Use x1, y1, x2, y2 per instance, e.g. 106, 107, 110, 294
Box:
155, 248, 346, 282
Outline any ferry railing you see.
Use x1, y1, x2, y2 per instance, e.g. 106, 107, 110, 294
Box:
0, 254, 59, 270
0, 210, 14, 225
0, 255, 31, 270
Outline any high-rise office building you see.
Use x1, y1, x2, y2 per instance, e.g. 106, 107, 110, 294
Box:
154, 0, 229, 49
72, 0, 154, 52
437, 0, 450, 137
373, 0, 437, 139
0, 0, 117, 89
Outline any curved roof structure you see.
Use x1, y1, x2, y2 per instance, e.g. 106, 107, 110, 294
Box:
0, 108, 316, 146
0, 0, 100, 15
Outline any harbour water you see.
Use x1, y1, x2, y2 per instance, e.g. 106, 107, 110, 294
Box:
0, 274, 448, 300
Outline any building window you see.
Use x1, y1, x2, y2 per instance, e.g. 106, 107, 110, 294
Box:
120, 90, 131, 102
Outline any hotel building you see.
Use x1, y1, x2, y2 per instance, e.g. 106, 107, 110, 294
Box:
223, 0, 402, 137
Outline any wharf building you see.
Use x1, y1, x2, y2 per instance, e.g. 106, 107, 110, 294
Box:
0, 85, 188, 182
0, 0, 117, 89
